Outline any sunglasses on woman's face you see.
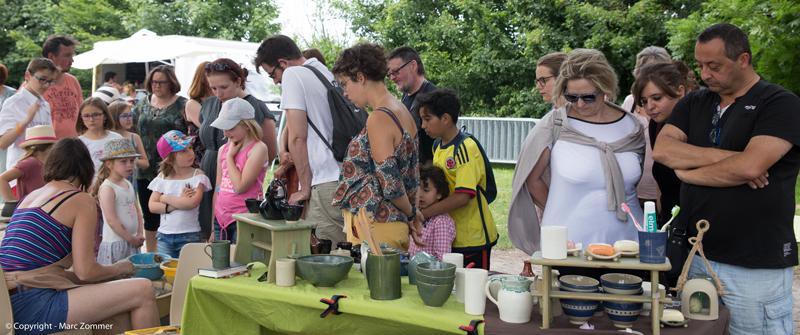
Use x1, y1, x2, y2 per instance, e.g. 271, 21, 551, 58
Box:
563, 92, 600, 104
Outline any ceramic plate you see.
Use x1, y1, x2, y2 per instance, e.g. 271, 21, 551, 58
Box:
619, 250, 639, 257
661, 319, 689, 327
585, 249, 622, 261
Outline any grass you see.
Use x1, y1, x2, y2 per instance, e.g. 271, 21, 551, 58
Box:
488, 163, 516, 250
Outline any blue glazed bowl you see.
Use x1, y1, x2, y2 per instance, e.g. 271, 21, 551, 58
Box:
559, 275, 600, 293
128, 252, 171, 280
561, 298, 601, 325
604, 301, 643, 328
600, 273, 643, 295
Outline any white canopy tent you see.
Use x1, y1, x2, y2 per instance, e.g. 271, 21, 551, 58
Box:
73, 29, 280, 102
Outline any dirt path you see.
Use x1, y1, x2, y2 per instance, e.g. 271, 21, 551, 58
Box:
490, 248, 800, 331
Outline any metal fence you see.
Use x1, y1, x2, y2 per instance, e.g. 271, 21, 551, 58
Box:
457, 117, 539, 164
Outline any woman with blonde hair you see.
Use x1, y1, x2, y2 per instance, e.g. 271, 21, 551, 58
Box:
509, 49, 646, 276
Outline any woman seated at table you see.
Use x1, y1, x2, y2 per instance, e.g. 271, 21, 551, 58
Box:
0, 138, 159, 334
330, 43, 420, 250
508, 49, 646, 276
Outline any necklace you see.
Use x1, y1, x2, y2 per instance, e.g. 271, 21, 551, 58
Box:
54, 179, 80, 190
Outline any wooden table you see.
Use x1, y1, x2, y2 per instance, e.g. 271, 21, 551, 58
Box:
232, 213, 315, 283
530, 251, 671, 335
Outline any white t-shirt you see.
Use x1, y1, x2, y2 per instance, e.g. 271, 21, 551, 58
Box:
280, 58, 341, 186
0, 88, 52, 171
100, 179, 139, 243
541, 115, 643, 247
79, 131, 123, 173
148, 170, 211, 234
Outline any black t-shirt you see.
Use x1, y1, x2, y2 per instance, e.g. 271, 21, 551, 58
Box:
402, 80, 436, 163
666, 80, 800, 268
649, 120, 680, 228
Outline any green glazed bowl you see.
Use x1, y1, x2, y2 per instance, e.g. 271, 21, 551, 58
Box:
416, 261, 456, 278
415, 271, 455, 285
295, 255, 354, 287
416, 280, 455, 307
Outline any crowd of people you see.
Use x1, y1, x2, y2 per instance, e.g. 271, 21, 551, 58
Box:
0, 21, 796, 335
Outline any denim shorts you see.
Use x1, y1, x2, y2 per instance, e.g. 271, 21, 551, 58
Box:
688, 255, 795, 335
157, 231, 202, 258
9, 286, 68, 335
214, 220, 237, 243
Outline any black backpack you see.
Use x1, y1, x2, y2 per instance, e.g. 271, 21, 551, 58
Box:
433, 127, 497, 204
302, 65, 368, 162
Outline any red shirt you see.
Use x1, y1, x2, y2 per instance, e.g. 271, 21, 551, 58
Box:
43, 73, 82, 138
15, 157, 45, 200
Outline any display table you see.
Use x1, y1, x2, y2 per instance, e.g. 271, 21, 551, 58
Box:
232, 213, 315, 283
181, 263, 482, 335
531, 251, 672, 335
484, 301, 730, 335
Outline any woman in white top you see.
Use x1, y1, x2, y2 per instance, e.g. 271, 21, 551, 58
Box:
77, 97, 123, 173
509, 50, 645, 277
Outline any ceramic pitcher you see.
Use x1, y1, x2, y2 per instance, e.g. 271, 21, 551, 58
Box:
485, 275, 533, 324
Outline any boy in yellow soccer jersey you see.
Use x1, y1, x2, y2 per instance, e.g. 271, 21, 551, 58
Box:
415, 89, 498, 269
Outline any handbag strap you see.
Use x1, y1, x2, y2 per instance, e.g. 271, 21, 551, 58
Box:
675, 219, 726, 296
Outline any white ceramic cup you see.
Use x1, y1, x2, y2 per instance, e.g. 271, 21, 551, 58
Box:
455, 268, 466, 303
464, 268, 489, 315
442, 253, 464, 268
541, 226, 568, 259
275, 258, 296, 287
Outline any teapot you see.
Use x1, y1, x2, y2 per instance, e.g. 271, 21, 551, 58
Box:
259, 179, 287, 220
485, 275, 533, 324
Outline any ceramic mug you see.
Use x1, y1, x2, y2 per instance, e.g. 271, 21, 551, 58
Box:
204, 240, 231, 269
442, 253, 464, 268
464, 268, 488, 315
275, 258, 296, 287
366, 250, 402, 300
485, 275, 533, 324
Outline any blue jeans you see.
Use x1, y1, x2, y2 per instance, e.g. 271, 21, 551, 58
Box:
214, 220, 237, 243
157, 232, 202, 258
688, 255, 794, 335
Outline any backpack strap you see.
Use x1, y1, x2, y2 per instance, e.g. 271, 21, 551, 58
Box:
302, 65, 335, 90
306, 117, 335, 154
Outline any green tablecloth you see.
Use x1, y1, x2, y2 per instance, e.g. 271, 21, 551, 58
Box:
181, 263, 484, 335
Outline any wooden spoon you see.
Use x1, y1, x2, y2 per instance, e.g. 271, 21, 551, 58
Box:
358, 208, 382, 256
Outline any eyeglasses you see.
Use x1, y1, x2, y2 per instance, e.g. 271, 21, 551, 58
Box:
563, 92, 600, 104
151, 80, 170, 86
31, 74, 55, 86
388, 60, 413, 77
535, 75, 555, 87
267, 64, 282, 79
119, 112, 133, 119
81, 112, 104, 119
709, 105, 723, 147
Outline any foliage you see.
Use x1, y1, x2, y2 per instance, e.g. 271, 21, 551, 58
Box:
0, 0, 280, 92
336, 0, 703, 118
667, 0, 800, 94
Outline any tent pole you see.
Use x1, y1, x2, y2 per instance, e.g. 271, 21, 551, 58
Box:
92, 65, 97, 92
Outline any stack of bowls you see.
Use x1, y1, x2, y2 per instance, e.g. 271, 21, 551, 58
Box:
408, 252, 436, 285
415, 261, 456, 307
558, 275, 600, 325
601, 273, 644, 328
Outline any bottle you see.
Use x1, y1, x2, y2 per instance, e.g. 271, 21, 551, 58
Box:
644, 201, 657, 232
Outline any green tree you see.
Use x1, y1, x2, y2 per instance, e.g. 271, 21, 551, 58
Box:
666, 0, 800, 94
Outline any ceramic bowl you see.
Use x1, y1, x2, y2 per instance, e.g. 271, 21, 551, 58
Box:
159, 259, 179, 284
601, 273, 643, 295
244, 198, 261, 213
259, 199, 284, 220
282, 203, 305, 221
603, 300, 643, 328
415, 271, 455, 285
408, 252, 436, 285
558, 275, 600, 293
128, 253, 171, 280
416, 280, 455, 307
561, 298, 601, 325
295, 255, 354, 287
416, 261, 457, 278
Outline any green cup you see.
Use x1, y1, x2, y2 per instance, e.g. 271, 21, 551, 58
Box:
204, 240, 231, 269
366, 250, 401, 300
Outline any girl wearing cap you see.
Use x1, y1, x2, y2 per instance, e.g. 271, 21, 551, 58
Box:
211, 97, 269, 242
92, 139, 145, 264
77, 97, 123, 174
0, 125, 57, 201
147, 130, 210, 258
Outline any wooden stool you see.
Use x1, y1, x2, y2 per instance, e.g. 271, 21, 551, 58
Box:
232, 213, 314, 283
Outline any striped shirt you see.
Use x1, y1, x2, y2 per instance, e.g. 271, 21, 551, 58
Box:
0, 208, 73, 272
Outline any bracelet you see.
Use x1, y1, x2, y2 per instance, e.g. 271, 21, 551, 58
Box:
407, 208, 417, 222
